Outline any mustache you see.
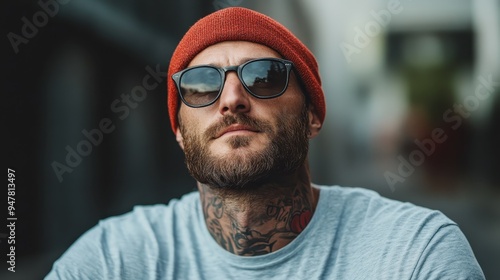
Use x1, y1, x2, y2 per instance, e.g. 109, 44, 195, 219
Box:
204, 114, 273, 140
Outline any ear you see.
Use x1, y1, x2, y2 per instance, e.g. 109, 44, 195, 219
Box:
175, 128, 185, 150
307, 106, 322, 139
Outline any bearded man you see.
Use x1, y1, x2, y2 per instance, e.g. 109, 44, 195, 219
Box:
47, 7, 484, 279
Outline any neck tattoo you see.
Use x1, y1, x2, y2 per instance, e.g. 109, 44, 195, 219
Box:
198, 167, 318, 256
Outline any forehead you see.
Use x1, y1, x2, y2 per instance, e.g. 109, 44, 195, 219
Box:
187, 41, 283, 67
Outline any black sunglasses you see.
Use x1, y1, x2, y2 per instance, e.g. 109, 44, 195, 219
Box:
172, 57, 294, 108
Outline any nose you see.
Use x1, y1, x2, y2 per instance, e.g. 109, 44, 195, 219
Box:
217, 72, 251, 115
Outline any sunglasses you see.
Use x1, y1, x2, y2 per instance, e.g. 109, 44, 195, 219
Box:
172, 57, 294, 108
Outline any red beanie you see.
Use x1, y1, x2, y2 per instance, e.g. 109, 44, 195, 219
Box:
167, 7, 325, 133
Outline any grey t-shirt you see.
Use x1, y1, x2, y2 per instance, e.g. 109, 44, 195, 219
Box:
46, 185, 485, 279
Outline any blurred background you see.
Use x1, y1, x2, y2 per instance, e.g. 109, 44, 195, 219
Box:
2, 0, 499, 278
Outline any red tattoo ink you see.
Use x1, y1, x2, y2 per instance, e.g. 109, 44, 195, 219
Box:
290, 210, 312, 234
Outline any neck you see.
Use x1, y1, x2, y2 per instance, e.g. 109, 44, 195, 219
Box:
198, 162, 319, 256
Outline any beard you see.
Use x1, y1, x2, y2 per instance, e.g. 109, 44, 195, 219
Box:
179, 104, 310, 190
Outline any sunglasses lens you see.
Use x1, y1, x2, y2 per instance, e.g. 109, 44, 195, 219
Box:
180, 67, 221, 106
176, 59, 291, 107
242, 60, 288, 97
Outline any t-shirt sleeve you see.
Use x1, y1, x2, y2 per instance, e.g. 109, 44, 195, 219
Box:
45, 225, 109, 280
410, 224, 485, 280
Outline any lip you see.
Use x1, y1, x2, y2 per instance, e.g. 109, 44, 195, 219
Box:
215, 124, 259, 138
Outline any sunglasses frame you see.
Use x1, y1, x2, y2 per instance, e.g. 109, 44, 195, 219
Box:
172, 57, 294, 108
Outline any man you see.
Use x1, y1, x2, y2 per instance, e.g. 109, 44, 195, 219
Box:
47, 7, 484, 279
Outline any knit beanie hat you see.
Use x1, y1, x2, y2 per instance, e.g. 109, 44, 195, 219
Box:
167, 7, 325, 133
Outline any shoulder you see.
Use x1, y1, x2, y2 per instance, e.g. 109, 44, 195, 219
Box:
317, 185, 453, 228
99, 190, 200, 232
314, 185, 485, 279
317, 185, 456, 242
46, 191, 200, 279
93, 190, 200, 245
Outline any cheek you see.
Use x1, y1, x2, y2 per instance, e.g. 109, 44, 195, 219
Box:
179, 108, 202, 133
262, 99, 302, 124
272, 85, 305, 112
179, 106, 218, 131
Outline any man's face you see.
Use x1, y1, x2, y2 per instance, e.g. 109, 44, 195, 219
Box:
176, 41, 318, 189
